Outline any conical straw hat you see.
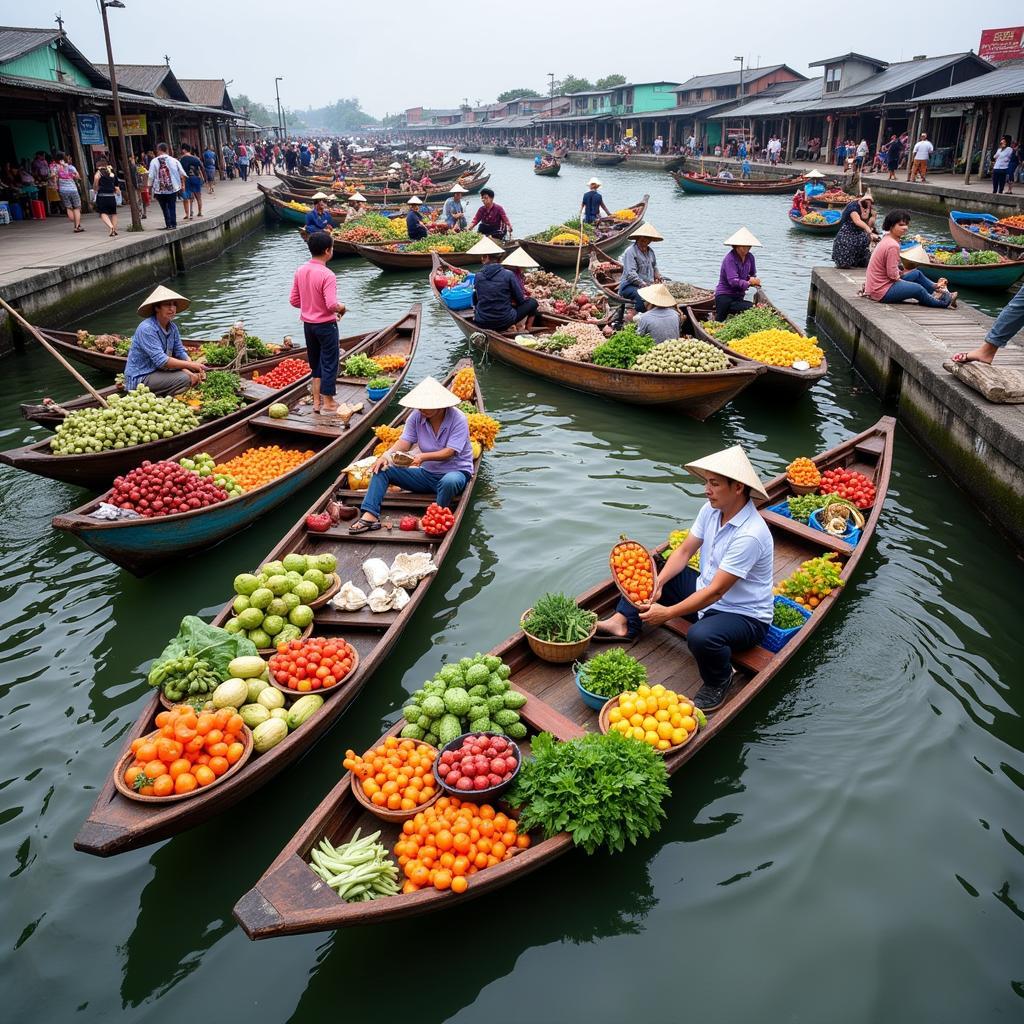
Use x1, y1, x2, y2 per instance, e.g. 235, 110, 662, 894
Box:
501, 246, 539, 269
630, 222, 663, 241
467, 236, 506, 256
804, 169, 826, 179
310, 191, 330, 200
637, 282, 677, 308
685, 446, 768, 500
398, 376, 461, 410
137, 285, 190, 318
348, 192, 367, 202
407, 196, 423, 205
449, 184, 469, 193
722, 227, 762, 247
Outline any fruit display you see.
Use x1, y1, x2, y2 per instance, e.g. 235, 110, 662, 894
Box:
816, 189, 855, 204
730, 329, 825, 368
334, 212, 406, 242
146, 616, 258, 702
343, 353, 385, 378
421, 503, 455, 536
772, 601, 807, 629
269, 636, 357, 692
212, 445, 316, 492
801, 212, 828, 224
148, 653, 221, 701
610, 538, 655, 604
997, 214, 1024, 230
544, 321, 607, 362
528, 219, 596, 243
664, 281, 714, 303
576, 648, 647, 699
633, 338, 729, 373
662, 528, 701, 569
604, 683, 702, 751
345, 737, 439, 811
399, 232, 480, 253
372, 424, 403, 456
75, 330, 129, 354
305, 512, 331, 532
819, 467, 875, 508
928, 248, 1002, 266
451, 366, 476, 400
611, 208, 637, 221
785, 492, 839, 523
50, 386, 200, 455
435, 733, 520, 793
372, 355, 407, 373
773, 552, 844, 608
592, 323, 654, 369
395, 797, 530, 893
252, 358, 309, 389
309, 830, 401, 902
465, 412, 499, 450
786, 457, 821, 488
401, 653, 529, 743
179, 452, 244, 496
548, 231, 589, 246
701, 304, 789, 342
108, 460, 230, 517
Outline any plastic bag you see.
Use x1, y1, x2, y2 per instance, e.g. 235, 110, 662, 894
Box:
366, 587, 394, 613
362, 558, 390, 589
90, 501, 142, 521
389, 551, 437, 590
331, 581, 367, 612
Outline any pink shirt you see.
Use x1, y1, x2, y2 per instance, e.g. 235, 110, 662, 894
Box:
864, 235, 902, 301
289, 259, 338, 323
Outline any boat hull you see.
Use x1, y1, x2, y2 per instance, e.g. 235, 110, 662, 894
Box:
533, 161, 561, 177
518, 196, 648, 268
948, 212, 1024, 261
674, 171, 806, 195
788, 210, 841, 235
899, 251, 1024, 289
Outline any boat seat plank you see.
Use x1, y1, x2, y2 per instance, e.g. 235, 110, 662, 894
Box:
760, 510, 854, 555
315, 526, 442, 545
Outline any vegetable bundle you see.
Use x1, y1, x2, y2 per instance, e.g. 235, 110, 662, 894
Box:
522, 592, 596, 644
702, 304, 789, 342
309, 830, 400, 902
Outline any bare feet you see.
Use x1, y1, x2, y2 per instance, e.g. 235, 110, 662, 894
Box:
595, 612, 630, 638
947, 291, 958, 309
952, 343, 998, 365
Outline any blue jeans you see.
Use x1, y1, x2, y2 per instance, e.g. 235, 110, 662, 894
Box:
302, 320, 339, 396
881, 269, 950, 308
155, 192, 177, 227
360, 467, 470, 518
986, 286, 1024, 348
614, 567, 768, 689
619, 282, 646, 312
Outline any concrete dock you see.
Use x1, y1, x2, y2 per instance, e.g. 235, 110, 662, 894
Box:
809, 268, 1024, 548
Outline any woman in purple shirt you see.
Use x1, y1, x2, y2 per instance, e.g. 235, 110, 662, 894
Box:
713, 227, 764, 322
349, 377, 475, 534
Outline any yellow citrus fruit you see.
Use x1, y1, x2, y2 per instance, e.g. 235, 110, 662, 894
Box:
631, 727, 646, 741
629, 713, 643, 727
671, 728, 687, 745
608, 708, 622, 723
681, 715, 696, 732
655, 709, 671, 723
644, 730, 660, 746
657, 739, 671, 750
619, 701, 635, 717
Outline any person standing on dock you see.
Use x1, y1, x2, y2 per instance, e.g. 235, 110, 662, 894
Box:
951, 287, 1024, 367
202, 144, 217, 193
908, 133, 933, 182
124, 287, 206, 395
148, 143, 186, 229
991, 137, 1013, 195
885, 135, 902, 181
581, 178, 610, 225
179, 145, 205, 221
714, 228, 763, 321
618, 223, 664, 313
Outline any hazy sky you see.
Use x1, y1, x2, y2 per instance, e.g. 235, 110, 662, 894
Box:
3, 0, 1015, 117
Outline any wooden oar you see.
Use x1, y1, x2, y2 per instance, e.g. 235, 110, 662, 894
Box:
0, 296, 109, 407
572, 204, 587, 291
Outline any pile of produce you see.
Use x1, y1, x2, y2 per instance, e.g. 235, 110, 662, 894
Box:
816, 189, 855, 204
661, 529, 700, 569
997, 214, 1024, 230
310, 830, 400, 902
786, 456, 821, 488
212, 445, 315, 491
773, 601, 807, 630
819, 467, 875, 507
432, 267, 469, 291
800, 212, 828, 224
75, 330, 130, 355
344, 736, 439, 811
373, 355, 407, 373
611, 539, 655, 604
395, 797, 529, 892
523, 270, 565, 293
177, 370, 245, 419
611, 208, 637, 221
522, 592, 597, 644
633, 338, 729, 373
466, 412, 499, 450
335, 212, 405, 242
773, 552, 844, 609
435, 733, 519, 792
421, 502, 456, 536
199, 343, 237, 367
399, 233, 480, 254
550, 321, 608, 361
456, 400, 476, 415
269, 636, 357, 692
577, 648, 647, 699
235, 674, 323, 751
146, 617, 257, 702
592, 324, 655, 369
730, 329, 824, 368
548, 231, 589, 246
701, 304, 789, 342
401, 653, 529, 743
344, 353, 385, 378
509, 730, 670, 854
785, 492, 840, 523
664, 281, 714, 304
527, 219, 596, 243
252, 358, 309, 389
366, 375, 393, 392
372, 424, 402, 456
451, 366, 475, 399
604, 683, 703, 751
109, 459, 234, 517
929, 248, 1002, 266
50, 386, 200, 455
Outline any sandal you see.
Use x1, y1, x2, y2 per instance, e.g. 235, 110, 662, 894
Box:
348, 518, 381, 535
73, 227, 84, 233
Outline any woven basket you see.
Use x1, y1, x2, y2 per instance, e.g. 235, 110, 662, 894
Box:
788, 480, 819, 496
268, 643, 359, 696
521, 608, 596, 664
308, 573, 342, 609
608, 536, 658, 606
597, 696, 698, 754
350, 743, 440, 822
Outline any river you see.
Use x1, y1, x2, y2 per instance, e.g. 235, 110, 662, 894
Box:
1, 154, 1021, 1023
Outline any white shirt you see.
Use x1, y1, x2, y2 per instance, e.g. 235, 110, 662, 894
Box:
690, 500, 774, 624
148, 154, 186, 194
857, 142, 869, 157
993, 146, 1012, 170
912, 140, 933, 161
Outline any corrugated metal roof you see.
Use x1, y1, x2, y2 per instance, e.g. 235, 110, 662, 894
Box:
843, 52, 981, 97
914, 64, 1024, 102
808, 52, 887, 69
675, 65, 789, 92
178, 78, 233, 110
112, 64, 190, 101
0, 26, 58, 63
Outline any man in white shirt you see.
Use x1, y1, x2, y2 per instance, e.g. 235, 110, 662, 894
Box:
908, 133, 934, 183
596, 446, 775, 711
148, 143, 186, 229
687, 134, 696, 154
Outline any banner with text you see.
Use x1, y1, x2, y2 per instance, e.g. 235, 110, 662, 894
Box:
106, 115, 148, 137
979, 26, 1024, 62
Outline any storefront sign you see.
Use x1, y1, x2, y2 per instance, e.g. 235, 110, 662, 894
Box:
76, 114, 105, 146
624, 128, 633, 138
931, 103, 971, 118
106, 114, 148, 137
979, 26, 1024, 62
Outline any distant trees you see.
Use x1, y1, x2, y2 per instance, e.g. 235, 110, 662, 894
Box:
556, 75, 594, 94
498, 87, 542, 101
304, 98, 379, 131
596, 74, 626, 89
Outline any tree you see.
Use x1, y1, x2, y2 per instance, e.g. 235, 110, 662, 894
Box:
232, 93, 276, 127
498, 87, 542, 102
304, 98, 379, 132
556, 75, 594, 95
596, 74, 626, 89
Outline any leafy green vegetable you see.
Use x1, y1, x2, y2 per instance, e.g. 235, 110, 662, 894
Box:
522, 593, 597, 643
366, 376, 393, 390
772, 601, 806, 630
244, 335, 272, 357
509, 731, 670, 854
149, 616, 258, 685
786, 492, 837, 523
576, 649, 647, 698
703, 304, 788, 342
200, 342, 236, 367
591, 324, 654, 369
344, 353, 383, 378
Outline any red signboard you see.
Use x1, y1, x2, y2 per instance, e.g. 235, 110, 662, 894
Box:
979, 26, 1024, 62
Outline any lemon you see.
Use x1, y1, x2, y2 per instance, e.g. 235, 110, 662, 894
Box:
657, 721, 674, 740
671, 728, 687, 745
629, 713, 643, 727
631, 727, 646, 741
642, 716, 659, 732
681, 715, 696, 732
644, 730, 660, 745
637, 685, 651, 698
655, 709, 671, 723
608, 707, 623, 723
657, 739, 671, 750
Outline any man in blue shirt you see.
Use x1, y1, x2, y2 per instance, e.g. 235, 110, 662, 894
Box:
405, 197, 429, 240
442, 185, 468, 231
124, 286, 206, 394
469, 236, 537, 331
305, 192, 334, 233
597, 445, 774, 712
581, 177, 610, 224
298, 143, 312, 171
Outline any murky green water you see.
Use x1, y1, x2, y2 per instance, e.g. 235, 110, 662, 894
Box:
2, 155, 1022, 1023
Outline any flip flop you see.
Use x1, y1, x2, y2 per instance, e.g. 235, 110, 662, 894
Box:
347, 519, 381, 535
592, 629, 638, 643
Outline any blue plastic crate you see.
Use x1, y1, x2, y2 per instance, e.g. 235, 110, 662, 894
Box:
767, 501, 792, 518
809, 507, 861, 546
762, 596, 811, 653
441, 285, 473, 311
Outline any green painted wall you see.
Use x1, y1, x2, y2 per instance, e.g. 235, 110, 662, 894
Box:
0, 43, 93, 87
632, 85, 679, 114
2, 119, 57, 160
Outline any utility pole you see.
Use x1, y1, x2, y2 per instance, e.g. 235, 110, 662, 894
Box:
275, 77, 284, 140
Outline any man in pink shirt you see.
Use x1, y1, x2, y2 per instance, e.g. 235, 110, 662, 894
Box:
864, 209, 956, 309
289, 231, 346, 413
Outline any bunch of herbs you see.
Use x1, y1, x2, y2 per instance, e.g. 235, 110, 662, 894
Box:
522, 593, 597, 643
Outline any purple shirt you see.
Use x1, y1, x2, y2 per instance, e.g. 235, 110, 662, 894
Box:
400, 408, 474, 476
715, 249, 757, 300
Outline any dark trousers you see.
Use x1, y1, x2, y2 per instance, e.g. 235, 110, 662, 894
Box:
303, 320, 340, 396
474, 297, 538, 331
615, 567, 768, 689
155, 192, 177, 228
238, 162, 249, 181
714, 294, 752, 321
992, 169, 1007, 194
619, 282, 646, 313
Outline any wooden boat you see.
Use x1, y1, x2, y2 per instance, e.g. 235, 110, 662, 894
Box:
460, 144, 482, 153
493, 146, 509, 155
808, 190, 855, 208
788, 208, 842, 235
352, 238, 508, 272
233, 417, 895, 937
430, 254, 761, 420
587, 244, 715, 312
672, 171, 807, 195
948, 211, 1024, 261
263, 177, 491, 212
687, 289, 828, 398
533, 159, 561, 177
51, 309, 421, 576
73, 358, 486, 857
898, 244, 1024, 290
277, 164, 483, 195
593, 153, 625, 166
299, 227, 359, 258
273, 161, 476, 191
518, 196, 649, 269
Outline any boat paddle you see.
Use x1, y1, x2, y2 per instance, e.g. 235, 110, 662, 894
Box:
573, 204, 587, 291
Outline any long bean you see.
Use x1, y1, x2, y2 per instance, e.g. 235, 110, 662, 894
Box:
307, 830, 398, 903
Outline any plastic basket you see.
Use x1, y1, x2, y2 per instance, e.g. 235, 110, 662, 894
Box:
809, 508, 861, 546
366, 385, 391, 401
762, 596, 811, 653
441, 285, 473, 311
766, 501, 792, 518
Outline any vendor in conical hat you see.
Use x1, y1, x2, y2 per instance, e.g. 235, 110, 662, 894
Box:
618, 222, 664, 313
596, 445, 774, 713
500, 245, 539, 292
714, 227, 763, 322
305, 192, 334, 234
124, 285, 206, 395
469, 237, 539, 332
342, 191, 367, 223
633, 282, 682, 344
442, 183, 469, 232
349, 376, 475, 534
405, 196, 429, 241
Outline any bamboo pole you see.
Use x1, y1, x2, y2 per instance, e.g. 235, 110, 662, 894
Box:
0, 296, 109, 406
573, 204, 587, 290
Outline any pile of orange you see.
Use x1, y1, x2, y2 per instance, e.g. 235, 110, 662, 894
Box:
611, 540, 655, 604
213, 445, 315, 491
123, 705, 246, 797
451, 366, 476, 400
344, 737, 438, 812
394, 796, 530, 894
373, 355, 407, 373
786, 457, 821, 488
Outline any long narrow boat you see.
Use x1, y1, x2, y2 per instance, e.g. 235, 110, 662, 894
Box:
51, 309, 421, 575
686, 288, 828, 398
460, 144, 482, 154
533, 159, 561, 177
947, 211, 1024, 261
276, 163, 482, 195
493, 146, 509, 155
517, 196, 649, 269
788, 208, 842, 235
262, 176, 490, 215
587, 244, 715, 312
672, 170, 807, 195
233, 417, 895, 936
898, 244, 1024, 290
430, 253, 761, 420
352, 238, 508, 272
593, 153, 625, 167
73, 359, 486, 857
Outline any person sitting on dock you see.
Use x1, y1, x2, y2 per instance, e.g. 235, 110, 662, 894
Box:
596, 445, 774, 712
633, 283, 682, 343
305, 193, 334, 233
581, 178, 610, 225
714, 228, 763, 321
349, 377, 475, 535
864, 209, 957, 309
469, 236, 538, 332
951, 286, 1024, 367
470, 187, 513, 240
405, 197, 429, 241
124, 286, 206, 396
618, 223, 665, 312
442, 184, 469, 231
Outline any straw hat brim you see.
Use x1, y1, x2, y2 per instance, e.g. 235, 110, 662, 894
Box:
348, 192, 367, 202
723, 227, 763, 248
587, 178, 602, 187
467, 236, 506, 256
137, 286, 190, 318
685, 446, 769, 500
804, 169, 826, 179
501, 247, 540, 269
407, 196, 423, 205
630, 223, 663, 241
449, 185, 469, 193
637, 283, 677, 308
310, 191, 331, 200
398, 376, 461, 410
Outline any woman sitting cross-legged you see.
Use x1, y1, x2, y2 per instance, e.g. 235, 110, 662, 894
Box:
864, 208, 957, 309
349, 377, 474, 534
